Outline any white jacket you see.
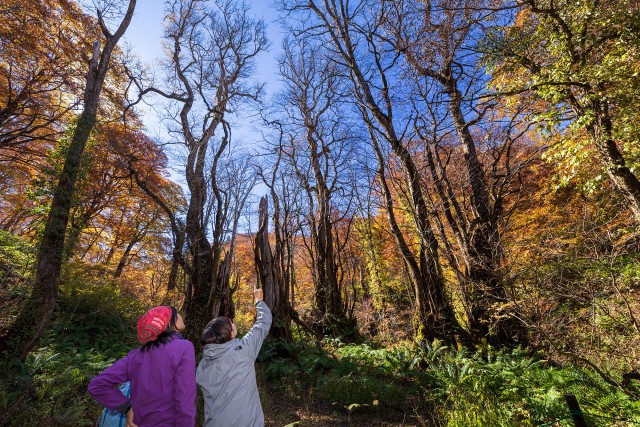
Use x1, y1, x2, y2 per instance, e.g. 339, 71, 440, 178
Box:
196, 301, 272, 427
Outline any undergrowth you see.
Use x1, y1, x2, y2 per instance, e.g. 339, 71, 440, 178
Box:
1, 232, 638, 426
0, 259, 141, 426
257, 339, 640, 426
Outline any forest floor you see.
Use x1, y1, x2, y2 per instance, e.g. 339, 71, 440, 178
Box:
261, 383, 423, 427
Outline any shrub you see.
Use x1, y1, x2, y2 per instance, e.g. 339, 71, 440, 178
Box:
415, 344, 640, 426
0, 231, 35, 330
317, 371, 406, 409
0, 261, 143, 426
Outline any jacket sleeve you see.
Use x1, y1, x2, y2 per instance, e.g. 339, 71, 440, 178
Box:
174, 340, 197, 426
241, 300, 273, 360
87, 354, 131, 413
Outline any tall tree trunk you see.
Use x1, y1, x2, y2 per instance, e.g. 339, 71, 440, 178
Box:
445, 76, 521, 344
113, 238, 139, 278
126, 0, 266, 345
183, 236, 214, 343
586, 100, 640, 221
309, 144, 352, 337
298, 0, 466, 344
370, 134, 466, 345
0, 1, 137, 360
212, 250, 234, 319
255, 196, 293, 341
398, 6, 523, 343
182, 195, 214, 343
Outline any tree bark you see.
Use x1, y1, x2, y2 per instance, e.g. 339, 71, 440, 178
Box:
300, 0, 466, 344
0, 0, 137, 360
307, 131, 352, 337
396, 2, 522, 344
445, 75, 521, 344
370, 131, 467, 345
586, 99, 640, 221
255, 196, 293, 340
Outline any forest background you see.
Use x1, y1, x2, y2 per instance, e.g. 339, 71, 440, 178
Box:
1, 0, 640, 426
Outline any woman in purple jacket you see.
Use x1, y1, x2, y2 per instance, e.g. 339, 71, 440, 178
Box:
88, 306, 196, 427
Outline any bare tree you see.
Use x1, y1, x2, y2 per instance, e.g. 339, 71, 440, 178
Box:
128, 0, 267, 340
257, 117, 323, 340
275, 39, 358, 338
280, 0, 468, 345
208, 151, 257, 320
387, 0, 532, 343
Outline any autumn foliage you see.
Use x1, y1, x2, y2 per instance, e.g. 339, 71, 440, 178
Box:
1, 0, 640, 424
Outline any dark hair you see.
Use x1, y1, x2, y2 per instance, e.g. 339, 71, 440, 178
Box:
200, 317, 233, 345
140, 306, 179, 352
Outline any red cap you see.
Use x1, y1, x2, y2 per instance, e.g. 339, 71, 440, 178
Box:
137, 306, 172, 343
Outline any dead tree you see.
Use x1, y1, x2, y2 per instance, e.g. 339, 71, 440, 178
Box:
128, 0, 267, 341
280, 0, 468, 345
254, 196, 294, 340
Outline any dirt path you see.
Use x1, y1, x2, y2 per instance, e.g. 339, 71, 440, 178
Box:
261, 385, 424, 427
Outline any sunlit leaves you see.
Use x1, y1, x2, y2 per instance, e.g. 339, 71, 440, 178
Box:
486, 0, 640, 196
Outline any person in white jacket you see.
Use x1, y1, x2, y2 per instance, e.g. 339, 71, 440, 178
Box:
196, 290, 272, 427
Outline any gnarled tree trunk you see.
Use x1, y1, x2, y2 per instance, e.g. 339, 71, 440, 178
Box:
254, 196, 293, 341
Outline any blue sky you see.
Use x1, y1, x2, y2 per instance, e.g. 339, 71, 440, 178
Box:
121, 0, 284, 139
117, 0, 284, 225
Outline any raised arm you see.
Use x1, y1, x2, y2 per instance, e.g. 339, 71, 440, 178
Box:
241, 300, 273, 360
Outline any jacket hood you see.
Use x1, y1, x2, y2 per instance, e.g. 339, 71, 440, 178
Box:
202, 340, 235, 360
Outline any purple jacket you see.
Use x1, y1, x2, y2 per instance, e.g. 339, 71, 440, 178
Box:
88, 334, 196, 427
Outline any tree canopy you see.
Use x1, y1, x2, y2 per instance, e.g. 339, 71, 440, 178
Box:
1, 0, 640, 424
